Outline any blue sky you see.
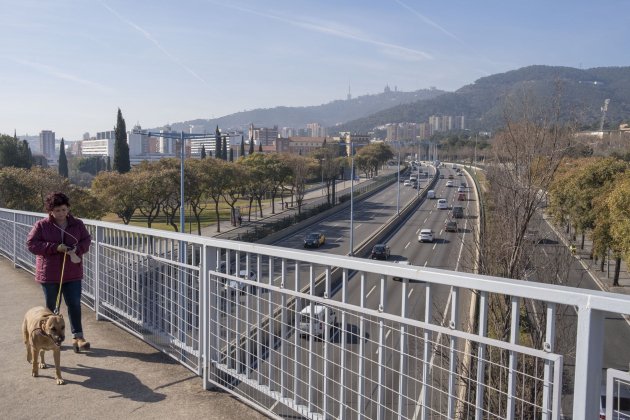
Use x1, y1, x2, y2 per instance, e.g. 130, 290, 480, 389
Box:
1, 0, 628, 141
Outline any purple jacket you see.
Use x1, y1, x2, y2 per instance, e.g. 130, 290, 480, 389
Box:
26, 214, 92, 284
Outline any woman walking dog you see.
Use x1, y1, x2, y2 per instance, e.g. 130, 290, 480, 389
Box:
26, 191, 92, 352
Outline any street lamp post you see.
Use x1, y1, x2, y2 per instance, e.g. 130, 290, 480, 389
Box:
133, 129, 212, 235
396, 143, 401, 216
349, 142, 354, 256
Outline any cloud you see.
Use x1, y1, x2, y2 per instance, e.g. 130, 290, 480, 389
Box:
100, 1, 208, 85
212, 1, 433, 61
10, 57, 113, 93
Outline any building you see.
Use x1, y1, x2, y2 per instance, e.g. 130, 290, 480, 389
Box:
249, 124, 278, 146
127, 125, 149, 157
96, 130, 115, 140
79, 138, 115, 157
275, 136, 328, 155
339, 132, 370, 156
306, 123, 326, 137
39, 130, 55, 160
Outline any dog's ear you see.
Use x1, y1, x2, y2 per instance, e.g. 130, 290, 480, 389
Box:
40, 319, 47, 330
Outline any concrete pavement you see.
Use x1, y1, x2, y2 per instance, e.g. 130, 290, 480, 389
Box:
0, 257, 269, 420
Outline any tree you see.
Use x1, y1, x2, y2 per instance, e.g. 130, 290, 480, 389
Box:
92, 171, 138, 224
186, 159, 210, 234
113, 108, 130, 173
58, 138, 68, 178
201, 159, 231, 232
249, 135, 255, 155
220, 163, 248, 226
133, 162, 169, 228
258, 142, 263, 153
0, 134, 32, 168
281, 154, 316, 214
229, 147, 234, 162
606, 173, 630, 286
240, 135, 245, 158
222, 137, 228, 160
200, 144, 207, 159
215, 126, 222, 161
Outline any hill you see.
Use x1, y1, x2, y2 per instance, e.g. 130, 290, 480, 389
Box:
332, 65, 630, 134
161, 88, 446, 133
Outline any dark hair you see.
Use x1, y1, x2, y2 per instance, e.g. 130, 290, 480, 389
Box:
44, 192, 70, 211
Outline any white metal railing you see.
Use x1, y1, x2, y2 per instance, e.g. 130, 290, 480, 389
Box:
2, 207, 629, 419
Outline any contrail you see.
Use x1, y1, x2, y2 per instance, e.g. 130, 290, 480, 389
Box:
11, 57, 112, 92
393, 0, 465, 45
211, 0, 432, 61
100, 1, 208, 85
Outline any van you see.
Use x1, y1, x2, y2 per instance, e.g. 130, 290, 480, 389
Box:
427, 190, 436, 199
452, 206, 464, 218
298, 304, 336, 338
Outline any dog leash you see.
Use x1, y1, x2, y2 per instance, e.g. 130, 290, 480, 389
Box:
54, 252, 67, 315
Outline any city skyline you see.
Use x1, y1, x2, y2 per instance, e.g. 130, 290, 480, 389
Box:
1, 0, 628, 141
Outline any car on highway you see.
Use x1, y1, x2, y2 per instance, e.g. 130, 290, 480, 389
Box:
427, 190, 436, 199
452, 206, 464, 219
457, 185, 466, 192
444, 220, 458, 232
439, 174, 445, 179
298, 304, 336, 338
446, 180, 454, 187
418, 228, 434, 243
437, 198, 448, 209
403, 180, 411, 186
227, 269, 258, 295
460, 182, 467, 188
448, 174, 454, 179
371, 244, 391, 260
457, 192, 466, 201
304, 232, 326, 248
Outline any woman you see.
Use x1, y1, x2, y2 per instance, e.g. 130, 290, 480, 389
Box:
26, 191, 92, 352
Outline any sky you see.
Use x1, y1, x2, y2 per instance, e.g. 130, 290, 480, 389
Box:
1, 0, 628, 141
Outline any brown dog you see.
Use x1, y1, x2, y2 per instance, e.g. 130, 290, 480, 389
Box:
22, 306, 66, 385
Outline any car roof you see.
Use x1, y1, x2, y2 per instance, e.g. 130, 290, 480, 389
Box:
420, 228, 433, 233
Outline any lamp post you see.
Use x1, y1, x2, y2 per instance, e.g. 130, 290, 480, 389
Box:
349, 141, 354, 256
396, 142, 401, 216
133, 129, 212, 235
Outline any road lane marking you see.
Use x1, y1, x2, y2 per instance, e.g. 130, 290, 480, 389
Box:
424, 261, 428, 267
335, 237, 343, 242
355, 224, 362, 229
542, 248, 548, 257
407, 288, 414, 299
366, 285, 376, 298
405, 242, 410, 249
424, 217, 428, 224
432, 243, 437, 250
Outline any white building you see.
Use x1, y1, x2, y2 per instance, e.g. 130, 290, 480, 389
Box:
80, 138, 115, 157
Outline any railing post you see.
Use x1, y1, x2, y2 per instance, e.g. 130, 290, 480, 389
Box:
542, 303, 556, 419
475, 291, 488, 420
12, 211, 17, 267
448, 286, 460, 419
94, 226, 103, 320
201, 244, 216, 390
506, 296, 521, 419
572, 305, 604, 419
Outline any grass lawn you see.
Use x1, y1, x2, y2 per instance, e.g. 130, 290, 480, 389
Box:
101, 196, 283, 232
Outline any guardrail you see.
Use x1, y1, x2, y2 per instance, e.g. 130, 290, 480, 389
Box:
1, 206, 628, 419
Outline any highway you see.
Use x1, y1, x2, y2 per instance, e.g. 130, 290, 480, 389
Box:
226, 164, 482, 418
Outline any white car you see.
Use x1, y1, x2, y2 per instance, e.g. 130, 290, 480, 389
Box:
418, 228, 434, 243
227, 269, 257, 295
446, 180, 454, 187
403, 180, 411, 186
457, 185, 466, 192
427, 190, 436, 199
437, 198, 448, 210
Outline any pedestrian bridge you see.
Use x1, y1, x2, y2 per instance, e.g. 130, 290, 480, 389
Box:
2, 207, 629, 419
